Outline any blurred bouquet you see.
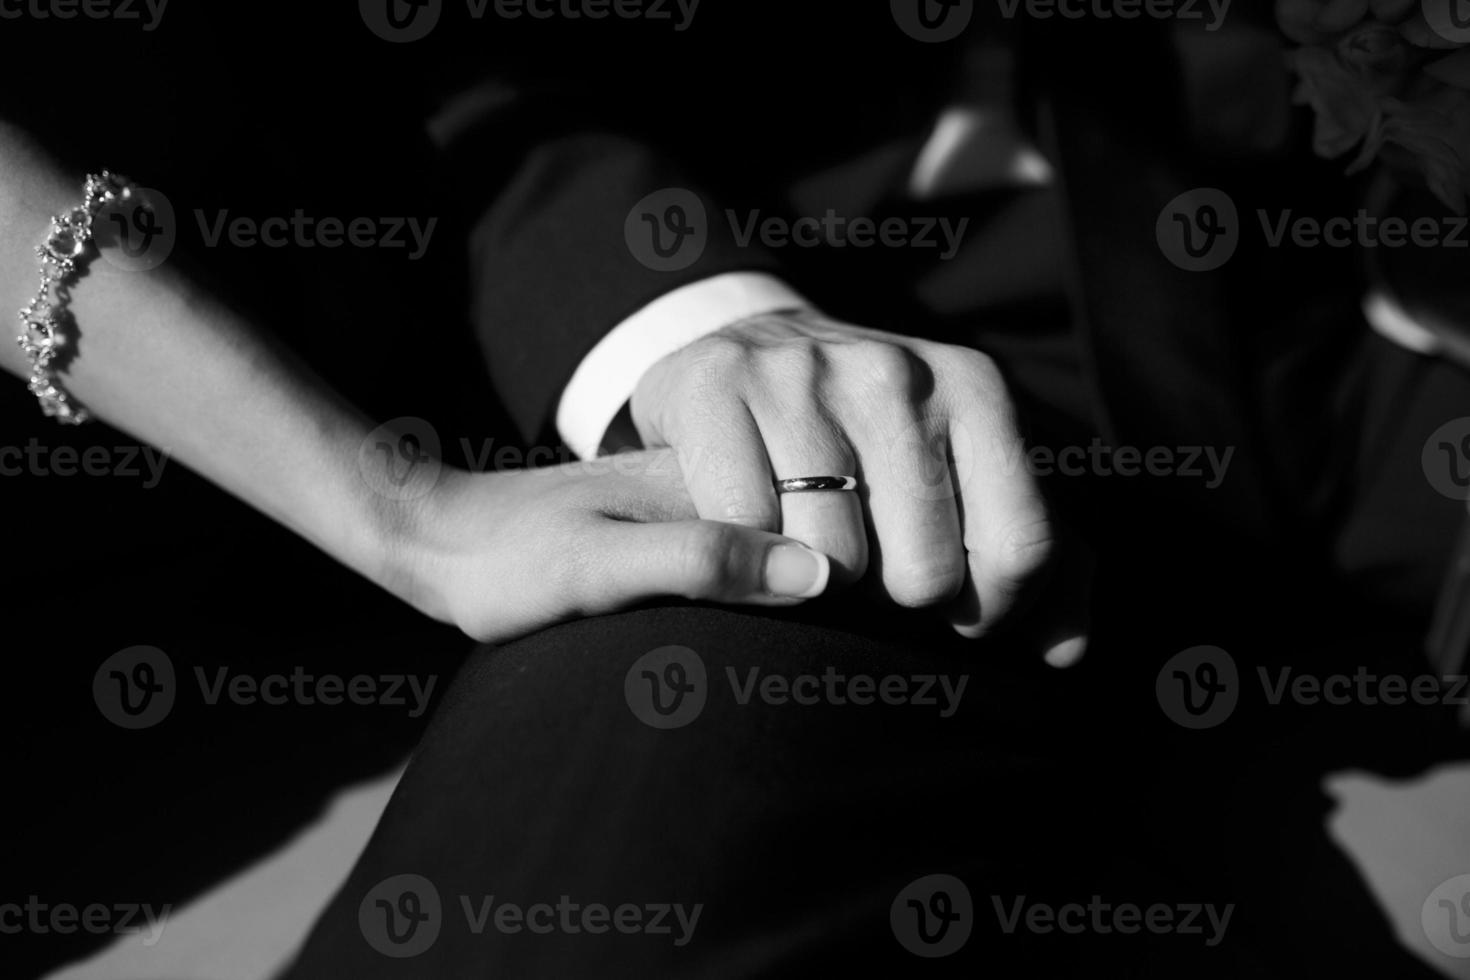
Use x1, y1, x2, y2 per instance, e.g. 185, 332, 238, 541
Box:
1277, 0, 1470, 213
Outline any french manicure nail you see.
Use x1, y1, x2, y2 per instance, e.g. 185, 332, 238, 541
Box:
764, 543, 829, 599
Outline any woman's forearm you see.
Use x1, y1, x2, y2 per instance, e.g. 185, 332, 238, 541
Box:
0, 123, 416, 597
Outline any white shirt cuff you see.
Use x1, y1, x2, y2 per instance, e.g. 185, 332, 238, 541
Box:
555, 272, 811, 459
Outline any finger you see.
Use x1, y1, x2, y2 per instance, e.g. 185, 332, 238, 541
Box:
591, 518, 831, 607
1038, 543, 1092, 668
858, 409, 967, 608
661, 399, 782, 531
754, 392, 868, 585
945, 407, 1055, 639
948, 522, 1093, 666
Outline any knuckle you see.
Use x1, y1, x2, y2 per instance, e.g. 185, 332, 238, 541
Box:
673, 522, 743, 595
685, 336, 754, 390
764, 339, 825, 388
993, 517, 1055, 585
885, 558, 966, 608
719, 501, 780, 530
949, 346, 1003, 388
856, 342, 918, 393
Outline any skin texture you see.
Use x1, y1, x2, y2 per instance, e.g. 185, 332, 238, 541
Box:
631, 309, 1089, 660
0, 122, 828, 645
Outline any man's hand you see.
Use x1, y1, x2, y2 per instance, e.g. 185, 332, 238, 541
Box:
630, 310, 1086, 656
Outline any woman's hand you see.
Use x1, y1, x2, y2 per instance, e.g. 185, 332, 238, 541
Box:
392, 449, 833, 645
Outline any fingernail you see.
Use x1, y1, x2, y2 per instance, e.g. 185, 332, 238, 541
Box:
764, 543, 829, 599
1043, 635, 1088, 669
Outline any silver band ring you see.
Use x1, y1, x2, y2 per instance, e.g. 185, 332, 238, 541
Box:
775, 475, 859, 494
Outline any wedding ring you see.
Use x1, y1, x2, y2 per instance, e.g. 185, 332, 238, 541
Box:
775, 475, 859, 494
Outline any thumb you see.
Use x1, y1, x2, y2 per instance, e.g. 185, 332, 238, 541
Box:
593, 519, 831, 607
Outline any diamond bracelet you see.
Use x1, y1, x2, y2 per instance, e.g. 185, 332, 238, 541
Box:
15, 171, 140, 424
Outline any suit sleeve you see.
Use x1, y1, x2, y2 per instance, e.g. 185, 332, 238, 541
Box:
437, 87, 791, 446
